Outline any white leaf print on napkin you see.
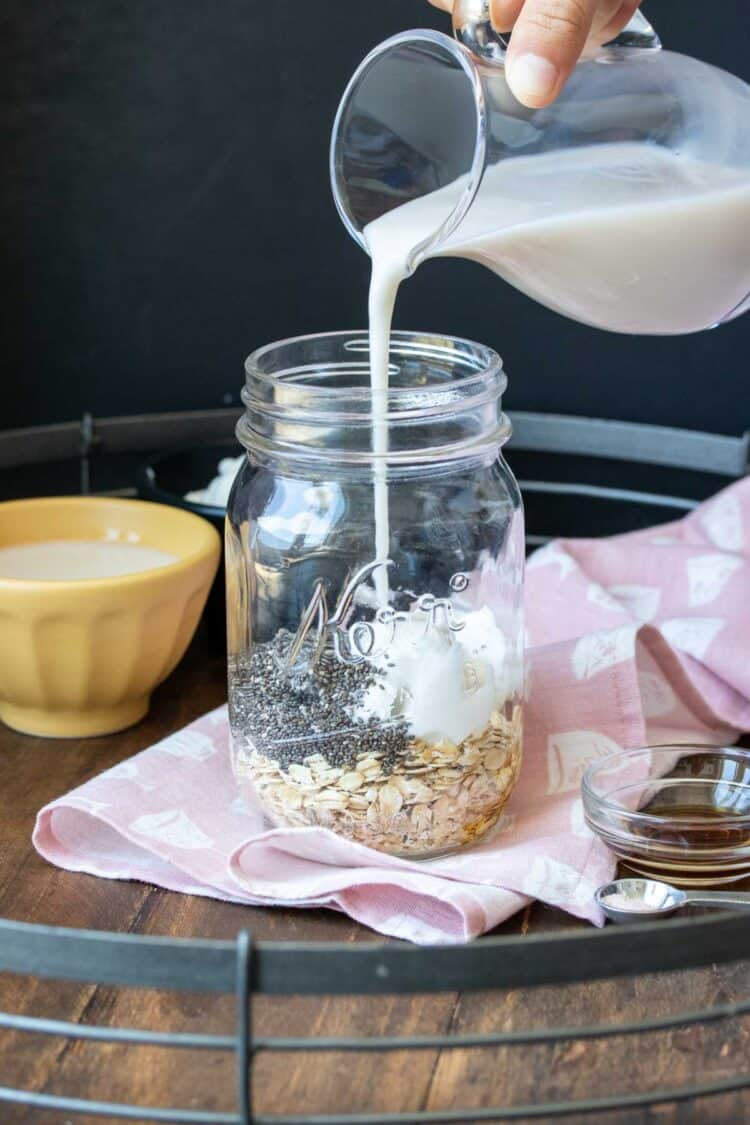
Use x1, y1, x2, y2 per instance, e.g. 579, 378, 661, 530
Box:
687, 554, 743, 607
69, 797, 110, 815
700, 492, 743, 552
130, 810, 213, 850
607, 585, 661, 623
660, 618, 725, 661
155, 730, 216, 762
527, 543, 576, 579
638, 670, 677, 719
547, 731, 623, 795
572, 626, 635, 681
522, 856, 596, 910
586, 584, 623, 613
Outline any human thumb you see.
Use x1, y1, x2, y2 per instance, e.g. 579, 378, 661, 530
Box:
505, 0, 599, 107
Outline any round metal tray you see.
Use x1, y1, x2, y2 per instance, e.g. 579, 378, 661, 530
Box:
0, 408, 748, 1124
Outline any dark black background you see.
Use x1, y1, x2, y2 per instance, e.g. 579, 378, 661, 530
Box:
1, 2, 748, 434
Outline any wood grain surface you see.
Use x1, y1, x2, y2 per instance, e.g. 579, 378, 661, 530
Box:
0, 628, 748, 1124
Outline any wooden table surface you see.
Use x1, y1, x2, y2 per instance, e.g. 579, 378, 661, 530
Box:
1, 627, 749, 1125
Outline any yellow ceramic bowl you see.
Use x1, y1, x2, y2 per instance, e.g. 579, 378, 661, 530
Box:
0, 497, 221, 738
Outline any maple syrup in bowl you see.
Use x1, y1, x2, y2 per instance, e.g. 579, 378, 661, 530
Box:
582, 747, 750, 886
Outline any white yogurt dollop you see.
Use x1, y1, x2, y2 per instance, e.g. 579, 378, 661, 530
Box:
185, 456, 244, 508
354, 606, 516, 745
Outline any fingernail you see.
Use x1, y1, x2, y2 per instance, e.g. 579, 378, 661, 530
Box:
507, 53, 558, 104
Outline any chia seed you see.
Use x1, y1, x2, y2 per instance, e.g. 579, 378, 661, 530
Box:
228, 632, 409, 773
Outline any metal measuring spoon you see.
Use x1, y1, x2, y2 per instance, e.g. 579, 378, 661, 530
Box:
595, 877, 750, 924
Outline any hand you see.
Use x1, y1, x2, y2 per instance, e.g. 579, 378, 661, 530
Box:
429, 0, 642, 108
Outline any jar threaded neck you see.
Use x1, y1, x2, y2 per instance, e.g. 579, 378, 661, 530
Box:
238, 330, 509, 470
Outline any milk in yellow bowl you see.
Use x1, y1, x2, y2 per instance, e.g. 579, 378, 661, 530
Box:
0, 496, 220, 738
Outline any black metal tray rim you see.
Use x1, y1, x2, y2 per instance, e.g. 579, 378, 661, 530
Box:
2, 906, 750, 996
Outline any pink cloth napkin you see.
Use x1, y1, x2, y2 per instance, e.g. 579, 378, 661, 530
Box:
34, 480, 750, 944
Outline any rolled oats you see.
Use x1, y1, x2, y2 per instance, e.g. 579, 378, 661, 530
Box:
235, 702, 523, 857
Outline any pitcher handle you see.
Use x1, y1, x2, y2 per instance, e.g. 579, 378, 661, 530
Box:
452, 0, 661, 64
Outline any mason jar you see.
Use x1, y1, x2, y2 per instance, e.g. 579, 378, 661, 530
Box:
226, 330, 524, 858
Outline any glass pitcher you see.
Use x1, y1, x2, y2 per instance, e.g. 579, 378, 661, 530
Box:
330, 4, 750, 335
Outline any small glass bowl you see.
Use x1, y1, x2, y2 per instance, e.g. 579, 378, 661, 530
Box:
582, 746, 750, 886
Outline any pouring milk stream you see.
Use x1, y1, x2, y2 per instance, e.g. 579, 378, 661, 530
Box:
331, 16, 750, 601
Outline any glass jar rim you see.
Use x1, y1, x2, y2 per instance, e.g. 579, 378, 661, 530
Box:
239, 329, 509, 470
244, 329, 505, 400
